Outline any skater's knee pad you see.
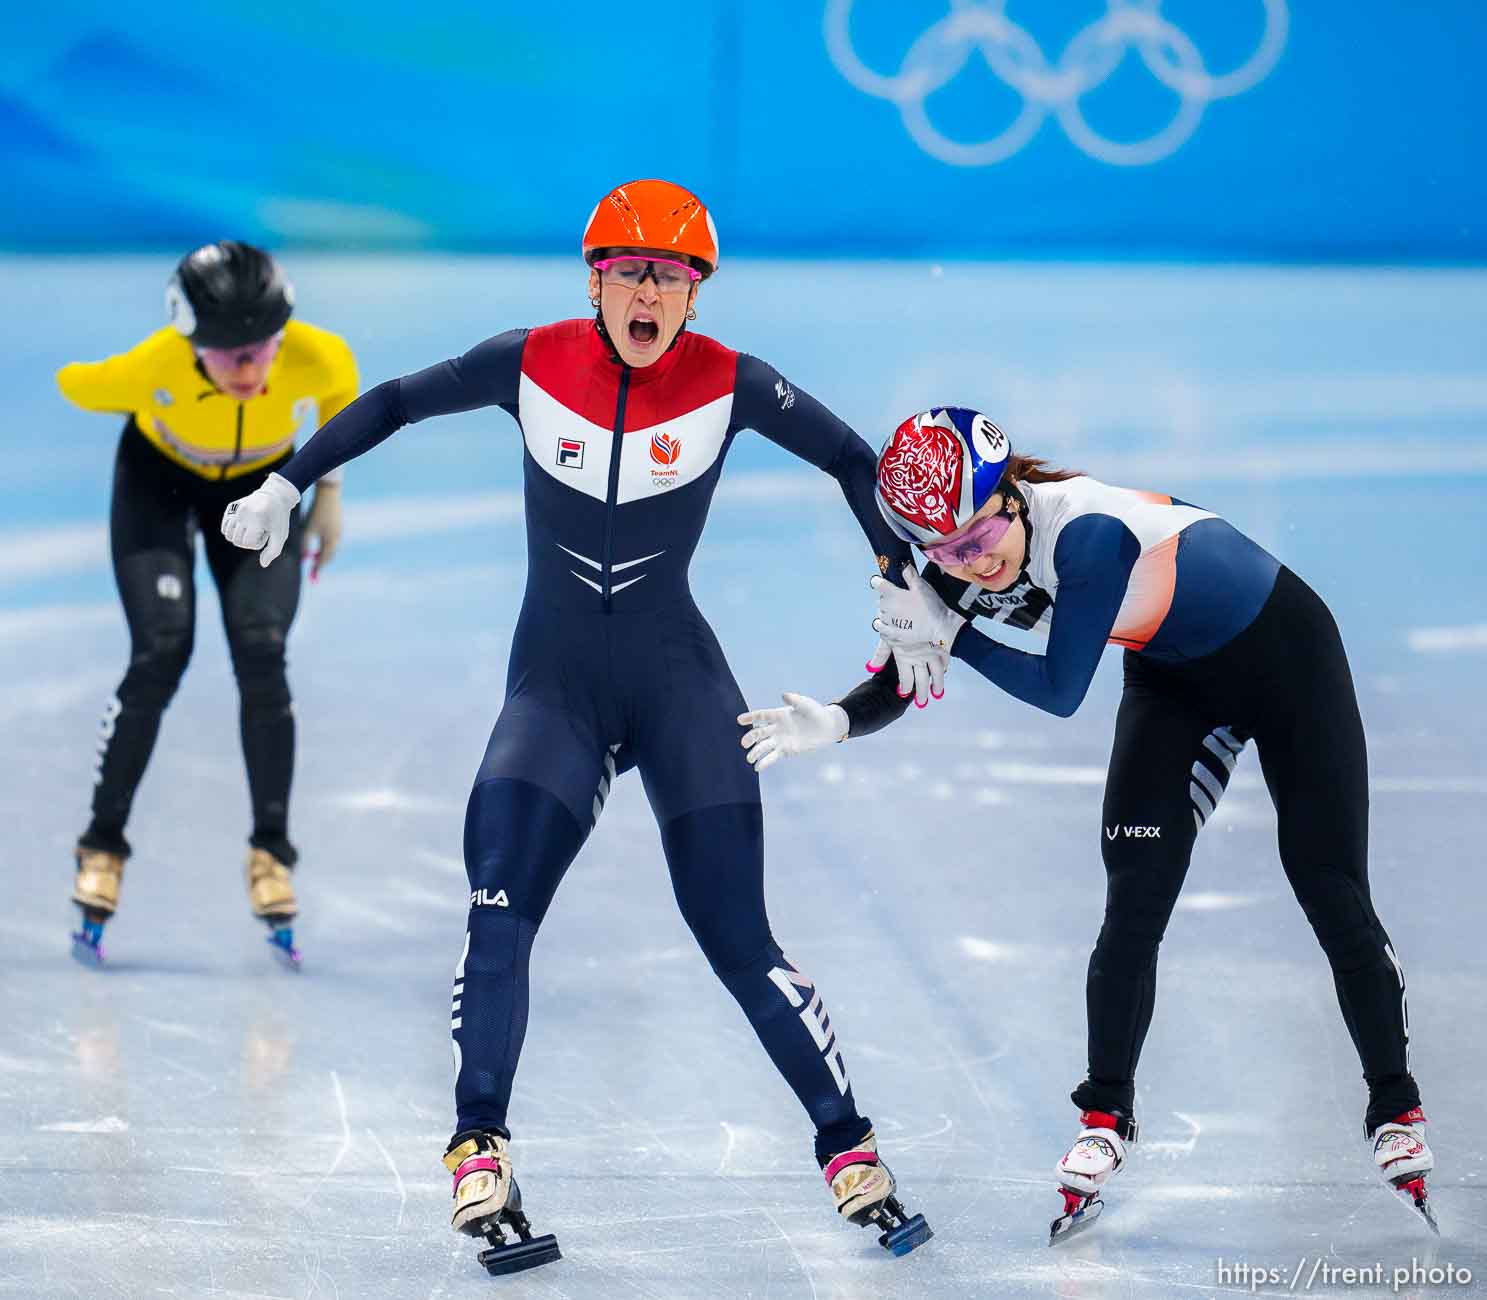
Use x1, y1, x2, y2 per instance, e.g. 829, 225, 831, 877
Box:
711, 943, 846, 1074
464, 778, 584, 924
662, 802, 771, 972
228, 624, 291, 701
122, 624, 194, 704
463, 908, 538, 982
1090, 914, 1165, 970
1287, 866, 1383, 969
711, 938, 789, 1008
1094, 859, 1186, 961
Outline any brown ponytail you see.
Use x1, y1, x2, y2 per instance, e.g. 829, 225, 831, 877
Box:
1006, 452, 1082, 484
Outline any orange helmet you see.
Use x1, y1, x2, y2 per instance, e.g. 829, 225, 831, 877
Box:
582, 179, 719, 275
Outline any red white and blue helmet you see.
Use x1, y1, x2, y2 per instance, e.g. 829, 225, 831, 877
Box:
875, 407, 1012, 545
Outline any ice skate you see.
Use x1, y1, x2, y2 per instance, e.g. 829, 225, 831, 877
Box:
71, 845, 125, 966
1373, 1108, 1438, 1234
1050, 1109, 1137, 1245
246, 847, 301, 968
444, 1130, 561, 1276
822, 1131, 933, 1256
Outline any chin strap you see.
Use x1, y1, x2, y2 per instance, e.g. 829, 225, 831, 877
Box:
1004, 479, 1033, 577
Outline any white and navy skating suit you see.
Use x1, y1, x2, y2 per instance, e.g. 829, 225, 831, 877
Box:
278, 319, 909, 1156
841, 475, 1420, 1133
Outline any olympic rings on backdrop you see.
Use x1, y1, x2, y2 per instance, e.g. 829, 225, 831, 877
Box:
823, 0, 1289, 166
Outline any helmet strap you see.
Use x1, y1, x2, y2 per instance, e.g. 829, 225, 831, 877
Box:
1003, 479, 1033, 575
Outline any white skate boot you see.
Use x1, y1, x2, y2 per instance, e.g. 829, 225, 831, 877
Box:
1051, 1109, 1137, 1245
1372, 1108, 1437, 1234
443, 1131, 560, 1276
821, 1131, 933, 1256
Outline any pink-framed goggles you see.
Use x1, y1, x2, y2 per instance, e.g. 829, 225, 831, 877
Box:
196, 331, 283, 370
920, 502, 1016, 567
592, 255, 702, 290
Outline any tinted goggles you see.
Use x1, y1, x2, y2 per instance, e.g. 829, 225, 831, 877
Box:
920, 504, 1016, 567
592, 256, 702, 291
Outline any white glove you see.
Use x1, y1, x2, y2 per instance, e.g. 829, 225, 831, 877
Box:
737, 692, 849, 771
302, 481, 343, 581
866, 637, 950, 708
871, 565, 966, 651
221, 472, 301, 567
868, 566, 964, 706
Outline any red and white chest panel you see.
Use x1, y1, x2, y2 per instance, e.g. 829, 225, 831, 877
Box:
517, 324, 738, 504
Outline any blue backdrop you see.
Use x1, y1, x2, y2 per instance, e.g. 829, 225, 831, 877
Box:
6, 2, 1484, 258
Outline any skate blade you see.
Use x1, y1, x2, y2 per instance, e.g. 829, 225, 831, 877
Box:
879, 1213, 934, 1257
478, 1234, 561, 1276
1050, 1194, 1103, 1246
1393, 1178, 1440, 1236
266, 928, 302, 970
70, 933, 106, 967
71, 917, 107, 967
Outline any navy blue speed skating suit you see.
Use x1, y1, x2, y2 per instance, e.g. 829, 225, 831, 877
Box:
277, 318, 910, 1156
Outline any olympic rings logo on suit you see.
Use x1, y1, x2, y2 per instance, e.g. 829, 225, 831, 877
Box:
823, 0, 1289, 167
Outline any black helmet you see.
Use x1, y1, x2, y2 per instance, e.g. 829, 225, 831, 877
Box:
166, 240, 294, 348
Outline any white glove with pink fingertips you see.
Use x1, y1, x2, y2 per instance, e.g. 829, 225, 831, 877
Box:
868, 566, 962, 706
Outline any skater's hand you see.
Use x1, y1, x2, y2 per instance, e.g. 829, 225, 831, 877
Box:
222, 472, 301, 568
866, 636, 950, 708
738, 692, 848, 771
869, 566, 962, 707
871, 565, 965, 652
302, 480, 343, 581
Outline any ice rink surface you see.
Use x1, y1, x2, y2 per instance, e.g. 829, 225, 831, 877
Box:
2, 258, 1485, 1298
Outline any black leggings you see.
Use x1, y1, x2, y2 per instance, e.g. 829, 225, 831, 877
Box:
84, 422, 303, 861
1075, 567, 1420, 1134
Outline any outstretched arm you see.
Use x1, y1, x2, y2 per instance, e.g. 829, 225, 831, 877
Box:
737, 653, 936, 770
223, 330, 527, 563
278, 329, 527, 492
56, 332, 173, 414
733, 354, 910, 579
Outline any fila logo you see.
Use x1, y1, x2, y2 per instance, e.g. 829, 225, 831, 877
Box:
470, 888, 509, 908
1105, 825, 1162, 840
767, 961, 850, 1096
649, 431, 681, 466
556, 438, 585, 469
774, 378, 795, 410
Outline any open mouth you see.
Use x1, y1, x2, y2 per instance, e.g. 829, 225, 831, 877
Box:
628, 316, 659, 346
974, 557, 1006, 585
